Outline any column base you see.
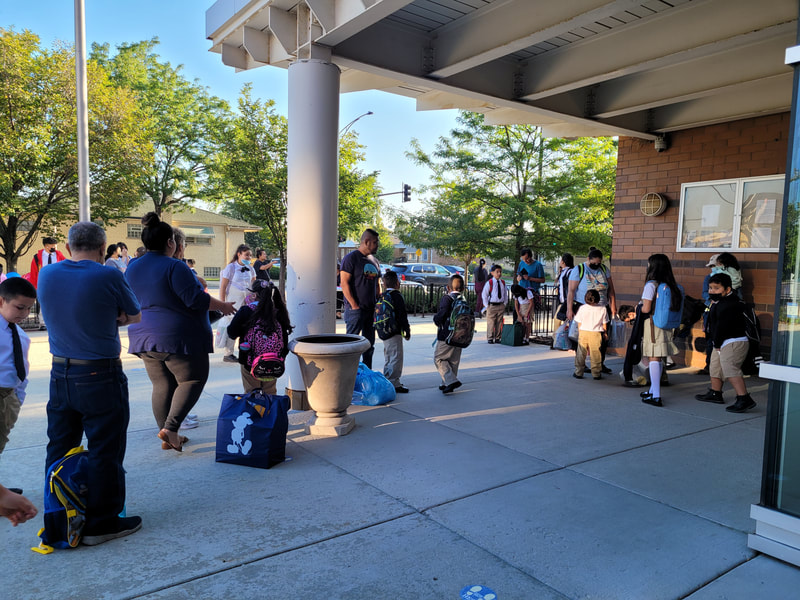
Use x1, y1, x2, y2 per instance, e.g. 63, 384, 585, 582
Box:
286, 387, 310, 411
305, 414, 355, 437
749, 504, 800, 567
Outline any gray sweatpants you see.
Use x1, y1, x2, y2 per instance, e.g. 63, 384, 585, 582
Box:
383, 334, 404, 387
434, 340, 462, 386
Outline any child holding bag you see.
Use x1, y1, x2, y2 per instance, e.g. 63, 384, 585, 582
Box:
227, 281, 294, 395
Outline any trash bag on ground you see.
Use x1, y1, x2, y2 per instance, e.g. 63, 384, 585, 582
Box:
352, 363, 396, 406
552, 322, 570, 350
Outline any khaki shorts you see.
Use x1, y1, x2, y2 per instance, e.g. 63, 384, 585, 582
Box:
710, 340, 750, 380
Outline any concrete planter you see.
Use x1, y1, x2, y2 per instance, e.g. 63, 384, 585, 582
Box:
289, 334, 371, 436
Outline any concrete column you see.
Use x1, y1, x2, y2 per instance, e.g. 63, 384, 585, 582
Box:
284, 59, 340, 407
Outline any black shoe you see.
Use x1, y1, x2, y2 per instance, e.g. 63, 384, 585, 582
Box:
695, 389, 724, 404
573, 373, 583, 379
623, 380, 645, 388
488, 340, 495, 344
394, 385, 409, 394
438, 384, 447, 390
601, 365, 613, 374
451, 381, 462, 390
222, 355, 238, 363
642, 396, 663, 407
696, 367, 709, 375
640, 391, 653, 399
442, 383, 456, 394
82, 516, 142, 546
593, 375, 602, 380
7, 487, 22, 494
726, 395, 756, 413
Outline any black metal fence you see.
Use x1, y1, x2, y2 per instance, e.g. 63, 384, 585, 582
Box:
402, 283, 560, 344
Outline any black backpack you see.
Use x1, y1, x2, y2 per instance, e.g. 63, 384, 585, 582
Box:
374, 292, 399, 340
446, 293, 475, 348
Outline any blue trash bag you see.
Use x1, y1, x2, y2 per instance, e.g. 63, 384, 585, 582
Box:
552, 322, 570, 350
608, 318, 628, 348
352, 363, 396, 406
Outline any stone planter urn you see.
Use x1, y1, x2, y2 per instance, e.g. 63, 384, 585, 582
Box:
289, 333, 371, 436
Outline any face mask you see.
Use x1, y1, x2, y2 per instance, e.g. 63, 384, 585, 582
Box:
708, 292, 723, 301
241, 259, 251, 266
589, 262, 601, 269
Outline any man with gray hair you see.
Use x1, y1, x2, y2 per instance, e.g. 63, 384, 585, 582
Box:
38, 222, 143, 546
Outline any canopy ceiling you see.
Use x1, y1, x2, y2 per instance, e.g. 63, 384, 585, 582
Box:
206, 0, 798, 140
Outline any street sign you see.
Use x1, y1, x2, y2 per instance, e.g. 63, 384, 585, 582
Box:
415, 248, 422, 257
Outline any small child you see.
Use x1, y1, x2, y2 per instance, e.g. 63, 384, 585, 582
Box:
0, 277, 36, 455
227, 280, 294, 395
695, 272, 756, 413
511, 283, 533, 345
481, 265, 508, 344
711, 252, 743, 298
573, 289, 609, 380
434, 274, 466, 394
380, 271, 411, 393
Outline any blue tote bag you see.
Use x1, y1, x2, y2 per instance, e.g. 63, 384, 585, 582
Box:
216, 391, 290, 469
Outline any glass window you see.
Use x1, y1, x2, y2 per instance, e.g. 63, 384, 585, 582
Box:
422, 265, 435, 273
127, 223, 143, 239
678, 175, 783, 252
203, 266, 220, 278
435, 266, 450, 275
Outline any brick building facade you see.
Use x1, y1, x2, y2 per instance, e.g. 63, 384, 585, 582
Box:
611, 113, 789, 366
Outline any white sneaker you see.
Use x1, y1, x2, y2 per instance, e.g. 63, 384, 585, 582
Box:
180, 417, 198, 430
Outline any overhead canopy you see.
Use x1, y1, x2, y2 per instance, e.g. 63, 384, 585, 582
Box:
206, 0, 797, 140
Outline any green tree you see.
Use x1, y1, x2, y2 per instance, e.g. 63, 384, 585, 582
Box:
0, 28, 150, 272
399, 111, 616, 266
338, 131, 382, 242
91, 39, 230, 216
211, 84, 288, 291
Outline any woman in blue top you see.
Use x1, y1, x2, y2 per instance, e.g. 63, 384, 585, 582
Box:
126, 213, 235, 451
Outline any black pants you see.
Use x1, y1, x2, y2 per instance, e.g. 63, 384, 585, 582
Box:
140, 352, 210, 432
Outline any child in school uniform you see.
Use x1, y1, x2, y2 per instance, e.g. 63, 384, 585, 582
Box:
573, 289, 609, 380
511, 283, 533, 345
481, 265, 508, 344
380, 271, 411, 393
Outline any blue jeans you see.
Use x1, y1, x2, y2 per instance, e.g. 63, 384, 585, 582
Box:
46, 362, 130, 529
344, 306, 375, 368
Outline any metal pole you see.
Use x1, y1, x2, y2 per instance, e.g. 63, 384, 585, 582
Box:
75, 0, 90, 221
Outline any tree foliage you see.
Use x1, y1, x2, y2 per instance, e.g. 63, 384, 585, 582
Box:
91, 39, 230, 216
338, 131, 382, 242
0, 28, 150, 271
395, 111, 617, 266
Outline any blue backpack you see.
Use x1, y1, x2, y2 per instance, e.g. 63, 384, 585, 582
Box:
34, 446, 89, 552
651, 281, 684, 330
374, 292, 399, 340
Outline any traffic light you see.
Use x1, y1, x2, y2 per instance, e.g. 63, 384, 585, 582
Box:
402, 184, 411, 202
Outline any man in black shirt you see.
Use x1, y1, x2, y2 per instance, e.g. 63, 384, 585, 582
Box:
340, 229, 381, 367
253, 249, 274, 281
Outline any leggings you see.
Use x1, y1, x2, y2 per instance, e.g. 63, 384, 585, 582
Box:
140, 352, 210, 432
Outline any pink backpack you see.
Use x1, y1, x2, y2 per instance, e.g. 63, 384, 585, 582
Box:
240, 314, 285, 381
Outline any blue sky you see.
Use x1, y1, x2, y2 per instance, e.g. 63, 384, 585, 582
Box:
1, 0, 460, 214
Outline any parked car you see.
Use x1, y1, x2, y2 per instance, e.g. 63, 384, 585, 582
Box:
380, 263, 392, 275
444, 265, 466, 276
390, 263, 452, 286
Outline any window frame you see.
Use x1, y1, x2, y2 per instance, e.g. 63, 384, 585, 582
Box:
676, 174, 784, 253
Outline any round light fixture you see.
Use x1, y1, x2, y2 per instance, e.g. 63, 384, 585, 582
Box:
640, 192, 667, 217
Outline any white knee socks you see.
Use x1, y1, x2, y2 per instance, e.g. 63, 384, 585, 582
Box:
649, 360, 662, 398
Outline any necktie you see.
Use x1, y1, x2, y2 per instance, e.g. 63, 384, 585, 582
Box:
9, 322, 25, 382
47, 252, 53, 265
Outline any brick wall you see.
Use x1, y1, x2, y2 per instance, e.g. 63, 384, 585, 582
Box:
611, 113, 789, 366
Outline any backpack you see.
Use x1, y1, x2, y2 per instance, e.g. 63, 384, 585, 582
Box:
741, 303, 764, 375
651, 281, 684, 330
577, 263, 608, 281
446, 293, 475, 348
374, 292, 399, 340
240, 313, 285, 381
35, 446, 89, 552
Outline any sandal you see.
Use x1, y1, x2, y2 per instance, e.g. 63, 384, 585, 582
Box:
158, 430, 185, 452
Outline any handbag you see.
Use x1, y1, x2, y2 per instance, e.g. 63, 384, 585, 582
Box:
556, 302, 567, 322
552, 322, 570, 350
568, 319, 580, 342
216, 391, 289, 469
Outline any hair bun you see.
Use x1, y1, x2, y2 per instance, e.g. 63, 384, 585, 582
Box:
141, 212, 161, 228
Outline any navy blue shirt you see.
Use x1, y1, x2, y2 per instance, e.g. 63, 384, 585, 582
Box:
39, 259, 141, 359
340, 249, 380, 309
125, 252, 213, 355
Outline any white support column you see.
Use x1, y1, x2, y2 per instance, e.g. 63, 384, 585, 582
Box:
284, 58, 340, 406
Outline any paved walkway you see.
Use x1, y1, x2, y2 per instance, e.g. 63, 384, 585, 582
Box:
1, 316, 798, 599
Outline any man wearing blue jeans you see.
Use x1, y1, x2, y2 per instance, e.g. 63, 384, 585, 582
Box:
38, 222, 142, 546
340, 229, 381, 368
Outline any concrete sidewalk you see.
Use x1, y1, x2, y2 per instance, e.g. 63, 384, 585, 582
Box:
1, 316, 798, 599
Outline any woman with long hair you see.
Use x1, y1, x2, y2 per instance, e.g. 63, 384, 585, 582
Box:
218, 244, 256, 362
126, 212, 235, 451
639, 253, 682, 407
104, 244, 122, 271
227, 280, 294, 395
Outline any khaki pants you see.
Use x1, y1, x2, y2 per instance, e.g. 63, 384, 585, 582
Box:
434, 340, 462, 386
383, 334, 404, 387
0, 387, 22, 454
240, 365, 278, 395
575, 331, 603, 377
486, 304, 505, 341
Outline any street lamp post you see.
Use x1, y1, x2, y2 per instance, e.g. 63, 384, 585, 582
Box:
339, 111, 373, 136
75, 0, 90, 222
